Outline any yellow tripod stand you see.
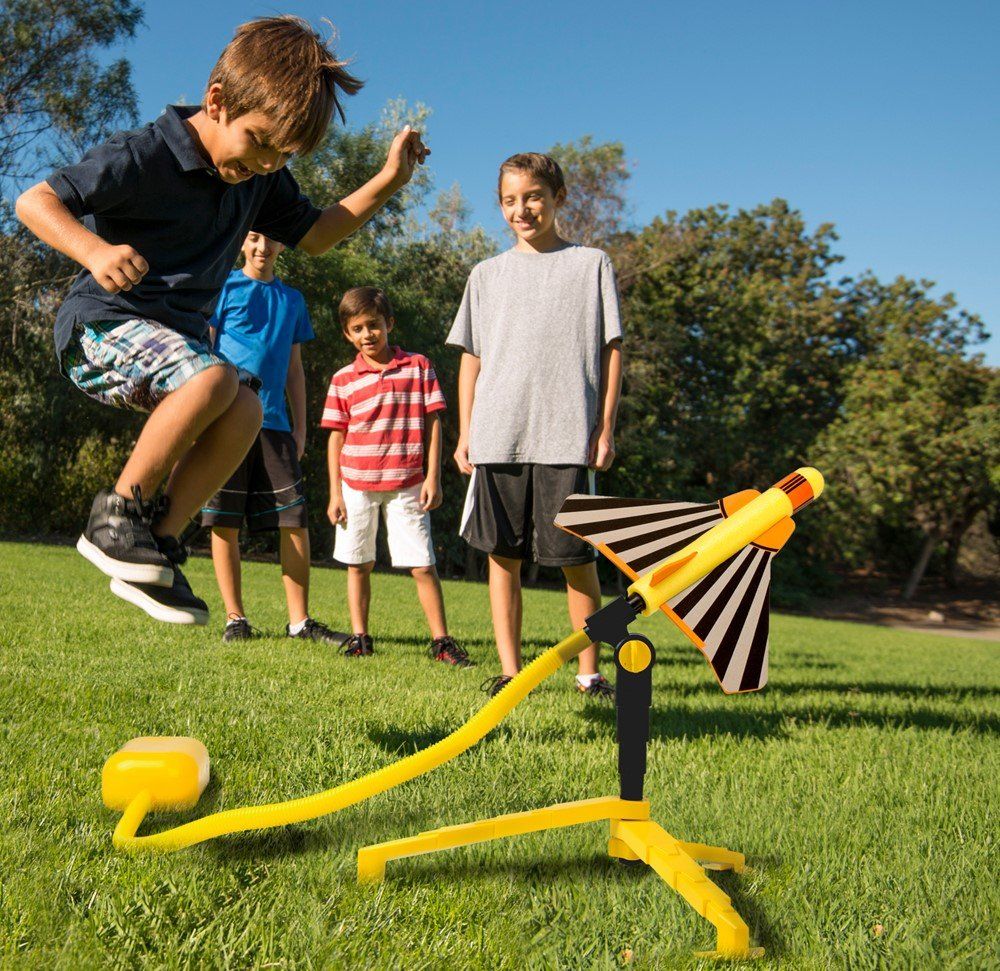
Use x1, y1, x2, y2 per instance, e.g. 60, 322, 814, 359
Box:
356, 597, 763, 960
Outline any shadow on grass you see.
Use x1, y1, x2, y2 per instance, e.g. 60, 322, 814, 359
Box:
579, 698, 999, 740
383, 850, 783, 956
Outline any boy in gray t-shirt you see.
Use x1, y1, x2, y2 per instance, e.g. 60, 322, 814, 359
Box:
446, 152, 623, 700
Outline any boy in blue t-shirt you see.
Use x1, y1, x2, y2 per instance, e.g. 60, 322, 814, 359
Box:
201, 232, 346, 645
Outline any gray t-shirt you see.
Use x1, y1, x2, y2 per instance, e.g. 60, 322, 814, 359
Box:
446, 243, 623, 466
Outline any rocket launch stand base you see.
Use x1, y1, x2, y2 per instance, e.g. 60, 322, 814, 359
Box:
356, 597, 763, 961
357, 796, 760, 959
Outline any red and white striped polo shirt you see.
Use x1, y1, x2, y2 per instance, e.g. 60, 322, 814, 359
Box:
320, 347, 446, 491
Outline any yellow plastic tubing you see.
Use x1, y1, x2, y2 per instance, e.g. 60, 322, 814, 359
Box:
113, 629, 591, 852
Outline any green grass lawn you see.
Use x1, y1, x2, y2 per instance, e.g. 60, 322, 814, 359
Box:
0, 541, 997, 970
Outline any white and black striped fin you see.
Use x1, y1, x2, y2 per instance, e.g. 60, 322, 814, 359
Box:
555, 495, 727, 581
664, 545, 773, 693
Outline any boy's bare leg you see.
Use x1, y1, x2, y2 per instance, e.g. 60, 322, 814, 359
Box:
280, 527, 310, 626
488, 554, 523, 676
116, 364, 240, 503
210, 526, 245, 617
347, 561, 374, 634
411, 565, 447, 639
563, 561, 602, 676
155, 385, 262, 537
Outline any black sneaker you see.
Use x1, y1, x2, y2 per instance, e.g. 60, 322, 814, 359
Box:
287, 618, 350, 645
480, 674, 514, 697
577, 673, 615, 702
222, 615, 258, 642
343, 633, 374, 657
108, 532, 208, 625
430, 635, 474, 667
76, 486, 173, 586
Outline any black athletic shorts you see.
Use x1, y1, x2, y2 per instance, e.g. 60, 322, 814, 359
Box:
459, 463, 597, 566
201, 428, 308, 533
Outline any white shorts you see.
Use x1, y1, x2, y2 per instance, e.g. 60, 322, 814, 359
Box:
334, 481, 436, 568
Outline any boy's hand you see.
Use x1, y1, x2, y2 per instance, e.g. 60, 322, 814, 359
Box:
420, 477, 443, 512
87, 242, 148, 294
327, 493, 348, 527
293, 427, 306, 460
588, 427, 616, 472
383, 126, 430, 189
453, 437, 474, 475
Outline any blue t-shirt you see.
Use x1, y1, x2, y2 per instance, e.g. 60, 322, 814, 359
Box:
210, 270, 314, 432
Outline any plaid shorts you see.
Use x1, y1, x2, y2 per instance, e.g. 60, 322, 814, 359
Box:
61, 318, 258, 413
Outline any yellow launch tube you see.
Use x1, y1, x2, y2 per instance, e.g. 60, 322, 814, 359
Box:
629, 467, 824, 615
112, 629, 590, 852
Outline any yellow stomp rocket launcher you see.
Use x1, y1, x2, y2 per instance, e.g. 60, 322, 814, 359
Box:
103, 467, 824, 959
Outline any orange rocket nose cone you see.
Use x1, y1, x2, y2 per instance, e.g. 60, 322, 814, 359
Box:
773, 468, 821, 512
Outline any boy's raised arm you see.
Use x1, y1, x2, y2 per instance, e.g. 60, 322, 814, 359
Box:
297, 127, 430, 256
15, 182, 148, 294
453, 352, 480, 475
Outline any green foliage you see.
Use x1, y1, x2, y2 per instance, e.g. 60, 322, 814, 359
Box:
815, 321, 999, 587
0, 0, 142, 191
548, 135, 630, 246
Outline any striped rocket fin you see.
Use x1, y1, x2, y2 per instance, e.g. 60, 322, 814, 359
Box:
554, 495, 726, 581
664, 545, 773, 693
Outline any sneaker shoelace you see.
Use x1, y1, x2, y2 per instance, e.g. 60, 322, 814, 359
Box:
300, 618, 337, 640
581, 673, 615, 700
343, 634, 373, 657
225, 614, 260, 638
479, 674, 513, 696
430, 636, 474, 667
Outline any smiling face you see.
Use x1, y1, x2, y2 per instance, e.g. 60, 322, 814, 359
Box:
203, 84, 294, 184
343, 312, 394, 363
499, 170, 566, 249
241, 232, 283, 277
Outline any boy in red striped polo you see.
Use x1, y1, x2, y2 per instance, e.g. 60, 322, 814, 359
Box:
321, 286, 472, 666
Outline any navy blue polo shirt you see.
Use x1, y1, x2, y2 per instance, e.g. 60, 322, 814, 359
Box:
46, 104, 322, 360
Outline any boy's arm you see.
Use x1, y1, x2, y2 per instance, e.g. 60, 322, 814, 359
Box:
15, 182, 148, 293
326, 430, 348, 526
297, 127, 429, 256
588, 339, 623, 472
286, 343, 307, 459
420, 412, 443, 511
453, 352, 480, 475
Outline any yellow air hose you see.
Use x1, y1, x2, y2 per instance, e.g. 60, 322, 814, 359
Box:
113, 629, 591, 851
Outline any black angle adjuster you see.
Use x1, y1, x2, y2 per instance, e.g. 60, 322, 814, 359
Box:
583, 594, 656, 801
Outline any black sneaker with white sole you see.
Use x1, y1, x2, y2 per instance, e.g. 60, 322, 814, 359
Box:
109, 532, 208, 625
287, 618, 350, 645
223, 615, 258, 642
77, 486, 173, 586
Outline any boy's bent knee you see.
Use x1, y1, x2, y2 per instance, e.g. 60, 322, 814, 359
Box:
411, 565, 437, 578
231, 384, 263, 428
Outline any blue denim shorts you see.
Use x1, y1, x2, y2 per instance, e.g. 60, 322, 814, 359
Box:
62, 318, 258, 413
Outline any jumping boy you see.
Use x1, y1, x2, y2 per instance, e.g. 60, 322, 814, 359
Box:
15, 16, 428, 624
448, 152, 623, 699
322, 287, 472, 666
201, 231, 345, 644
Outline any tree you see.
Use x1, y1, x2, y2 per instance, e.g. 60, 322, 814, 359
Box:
548, 135, 630, 248
815, 326, 998, 598
0, 0, 143, 196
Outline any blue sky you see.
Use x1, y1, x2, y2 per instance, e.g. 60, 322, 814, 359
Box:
117, 0, 997, 361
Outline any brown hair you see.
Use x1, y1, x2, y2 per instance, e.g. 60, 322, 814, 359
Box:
497, 153, 566, 200
205, 16, 364, 156
339, 286, 395, 329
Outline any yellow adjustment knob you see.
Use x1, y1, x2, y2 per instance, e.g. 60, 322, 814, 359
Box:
618, 639, 652, 673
